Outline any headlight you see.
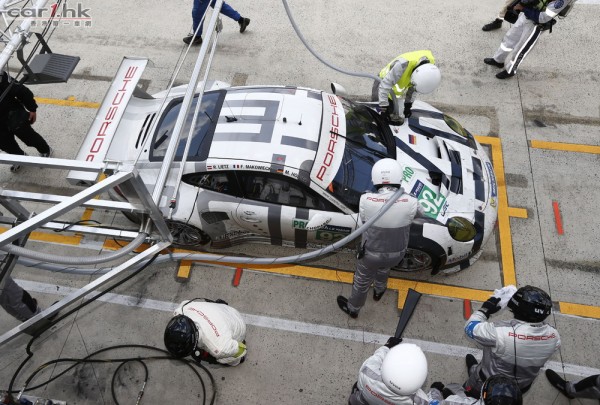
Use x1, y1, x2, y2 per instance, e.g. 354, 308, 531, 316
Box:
447, 217, 476, 242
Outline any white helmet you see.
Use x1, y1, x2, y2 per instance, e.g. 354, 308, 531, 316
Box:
411, 63, 441, 94
371, 158, 403, 186
381, 343, 428, 395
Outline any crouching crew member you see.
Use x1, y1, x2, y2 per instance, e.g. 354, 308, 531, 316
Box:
463, 285, 560, 397
349, 338, 430, 405
164, 298, 247, 366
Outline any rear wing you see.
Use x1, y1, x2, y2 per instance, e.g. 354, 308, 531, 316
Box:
67, 57, 149, 186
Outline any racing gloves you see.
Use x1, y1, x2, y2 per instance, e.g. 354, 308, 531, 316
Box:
479, 297, 502, 318
430, 382, 453, 399
403, 102, 413, 119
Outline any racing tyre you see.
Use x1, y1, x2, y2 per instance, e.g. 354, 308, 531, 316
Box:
166, 220, 211, 247
393, 248, 440, 272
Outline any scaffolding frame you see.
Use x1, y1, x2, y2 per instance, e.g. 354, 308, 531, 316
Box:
0, 0, 226, 346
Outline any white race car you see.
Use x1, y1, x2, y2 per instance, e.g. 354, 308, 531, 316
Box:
69, 59, 497, 274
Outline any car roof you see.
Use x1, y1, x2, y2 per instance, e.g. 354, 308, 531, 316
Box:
205, 87, 323, 168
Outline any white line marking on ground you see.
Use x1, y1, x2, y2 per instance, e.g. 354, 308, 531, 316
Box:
17, 279, 600, 377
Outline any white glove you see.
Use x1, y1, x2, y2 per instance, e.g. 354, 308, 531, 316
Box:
492, 285, 517, 309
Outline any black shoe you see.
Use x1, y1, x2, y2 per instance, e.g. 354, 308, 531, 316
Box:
373, 289, 386, 301
466, 354, 478, 370
545, 369, 574, 399
238, 17, 250, 33
484, 58, 504, 68
496, 70, 515, 79
482, 18, 503, 31
337, 296, 358, 318
183, 35, 202, 45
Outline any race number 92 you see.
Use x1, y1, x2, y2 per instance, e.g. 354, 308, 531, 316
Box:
418, 185, 446, 218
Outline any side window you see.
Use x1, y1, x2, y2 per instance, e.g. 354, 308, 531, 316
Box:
182, 172, 239, 197
238, 172, 329, 210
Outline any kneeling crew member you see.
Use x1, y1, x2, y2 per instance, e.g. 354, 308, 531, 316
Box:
164, 298, 247, 366
463, 285, 560, 397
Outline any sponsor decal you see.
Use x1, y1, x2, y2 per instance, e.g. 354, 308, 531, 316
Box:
446, 251, 470, 265
411, 180, 447, 219
402, 166, 415, 182
188, 308, 220, 337
508, 332, 557, 341
485, 162, 497, 198
292, 219, 309, 230
214, 230, 252, 240
555, 0, 564, 7
440, 201, 450, 217
311, 95, 346, 186
489, 197, 497, 208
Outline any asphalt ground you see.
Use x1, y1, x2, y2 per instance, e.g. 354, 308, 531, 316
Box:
1, 0, 600, 403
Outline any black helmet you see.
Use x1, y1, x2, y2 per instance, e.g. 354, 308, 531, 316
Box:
507, 285, 552, 322
164, 315, 197, 357
481, 375, 523, 405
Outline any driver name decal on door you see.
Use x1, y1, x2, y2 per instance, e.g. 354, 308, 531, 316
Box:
410, 180, 447, 219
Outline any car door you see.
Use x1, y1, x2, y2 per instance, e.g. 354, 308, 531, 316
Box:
234, 171, 357, 248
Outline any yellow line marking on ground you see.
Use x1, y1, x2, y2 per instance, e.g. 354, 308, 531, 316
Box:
559, 302, 600, 319
177, 261, 193, 279
35, 97, 100, 109
0, 227, 82, 245
507, 207, 528, 218
530, 140, 600, 155
476, 136, 516, 286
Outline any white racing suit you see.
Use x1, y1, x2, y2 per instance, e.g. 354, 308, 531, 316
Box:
347, 187, 421, 312
492, 0, 574, 74
427, 385, 480, 404
349, 346, 431, 405
174, 300, 247, 366
463, 310, 560, 395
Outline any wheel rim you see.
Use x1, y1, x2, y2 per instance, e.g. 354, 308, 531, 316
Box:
394, 248, 433, 272
166, 220, 210, 247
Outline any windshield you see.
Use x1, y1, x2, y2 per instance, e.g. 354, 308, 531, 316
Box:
151, 90, 224, 161
326, 99, 395, 212
340, 98, 394, 156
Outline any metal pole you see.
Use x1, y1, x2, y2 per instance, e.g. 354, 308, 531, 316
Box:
0, 171, 134, 247
151, 0, 224, 204
0, 242, 169, 345
0, 0, 49, 72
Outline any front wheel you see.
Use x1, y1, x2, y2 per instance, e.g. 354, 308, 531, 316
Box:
393, 248, 440, 272
166, 220, 211, 248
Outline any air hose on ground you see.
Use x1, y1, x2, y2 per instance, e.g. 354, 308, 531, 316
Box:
16, 187, 405, 273
0, 232, 147, 265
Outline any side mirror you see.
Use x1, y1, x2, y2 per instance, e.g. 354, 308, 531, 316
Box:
305, 214, 332, 231
330, 82, 348, 97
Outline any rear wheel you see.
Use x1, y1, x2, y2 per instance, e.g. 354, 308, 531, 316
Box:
393, 248, 440, 272
166, 220, 211, 248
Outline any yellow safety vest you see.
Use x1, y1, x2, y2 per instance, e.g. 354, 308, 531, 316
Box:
378, 50, 435, 98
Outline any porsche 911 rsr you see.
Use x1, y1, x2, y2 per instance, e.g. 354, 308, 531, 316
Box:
69, 60, 498, 274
